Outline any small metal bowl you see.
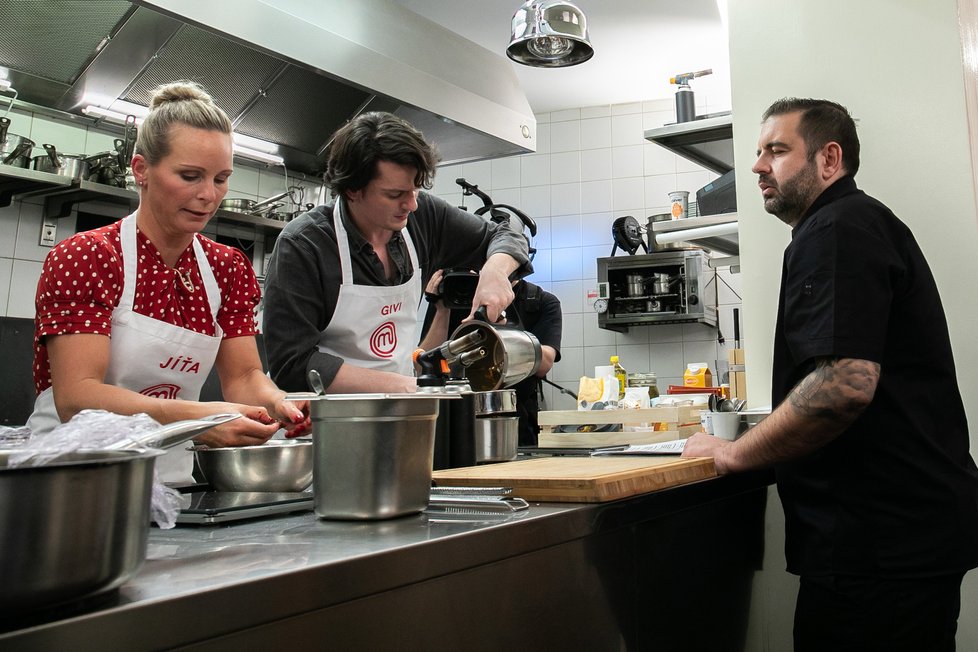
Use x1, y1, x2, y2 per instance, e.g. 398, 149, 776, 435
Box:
193, 439, 313, 492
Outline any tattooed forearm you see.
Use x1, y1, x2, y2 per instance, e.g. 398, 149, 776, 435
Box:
788, 357, 880, 427
719, 357, 880, 472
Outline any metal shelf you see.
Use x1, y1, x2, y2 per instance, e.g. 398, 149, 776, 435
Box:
644, 113, 734, 174
0, 165, 72, 208
0, 168, 287, 235
650, 213, 738, 257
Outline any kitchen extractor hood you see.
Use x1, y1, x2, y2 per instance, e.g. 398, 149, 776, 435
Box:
644, 113, 733, 175
0, 0, 536, 175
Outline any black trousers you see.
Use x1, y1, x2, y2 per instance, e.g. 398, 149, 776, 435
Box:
794, 573, 965, 652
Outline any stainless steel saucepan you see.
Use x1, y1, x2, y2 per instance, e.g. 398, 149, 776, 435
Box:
32, 143, 90, 180
0, 116, 35, 168
0, 412, 240, 612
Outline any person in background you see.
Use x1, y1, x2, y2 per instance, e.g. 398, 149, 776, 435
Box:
28, 81, 309, 483
262, 112, 531, 394
421, 270, 561, 446
682, 97, 978, 651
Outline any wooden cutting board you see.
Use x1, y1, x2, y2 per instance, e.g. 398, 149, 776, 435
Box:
431, 456, 716, 503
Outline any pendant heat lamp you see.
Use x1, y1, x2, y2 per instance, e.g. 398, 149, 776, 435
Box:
506, 1, 593, 68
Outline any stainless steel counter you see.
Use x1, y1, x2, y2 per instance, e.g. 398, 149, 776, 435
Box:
1, 471, 773, 651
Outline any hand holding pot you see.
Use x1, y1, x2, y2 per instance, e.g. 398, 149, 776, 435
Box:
465, 255, 516, 323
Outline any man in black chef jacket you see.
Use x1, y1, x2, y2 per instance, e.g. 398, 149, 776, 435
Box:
683, 97, 978, 651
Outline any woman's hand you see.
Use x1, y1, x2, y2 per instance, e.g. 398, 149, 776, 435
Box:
269, 395, 311, 438
191, 403, 282, 448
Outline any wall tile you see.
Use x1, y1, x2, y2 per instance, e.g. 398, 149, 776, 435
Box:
618, 343, 651, 372
682, 340, 721, 372
561, 311, 584, 348
552, 279, 584, 314
611, 113, 645, 148
551, 151, 581, 184
491, 156, 521, 189
611, 177, 645, 212
677, 170, 713, 196
612, 102, 644, 116
643, 109, 677, 131
520, 153, 551, 187
649, 323, 685, 344
580, 105, 611, 119
550, 120, 581, 153
531, 215, 552, 250
535, 122, 551, 155
583, 311, 616, 346
580, 180, 612, 214
534, 112, 552, 125
84, 130, 119, 156
551, 246, 583, 281
612, 144, 644, 178
550, 214, 582, 249
460, 159, 492, 186
552, 345, 584, 385
28, 115, 87, 156
550, 108, 581, 123
229, 163, 262, 195
0, 257, 11, 314
550, 182, 581, 216
0, 205, 18, 257
644, 142, 677, 176
617, 326, 651, 349
580, 148, 612, 182
683, 322, 718, 343
580, 117, 612, 150
581, 212, 613, 248
581, 244, 607, 274
583, 344, 617, 378
8, 259, 42, 318
14, 202, 53, 262
645, 174, 679, 208
520, 185, 550, 218
652, 340, 686, 381
528, 248, 551, 283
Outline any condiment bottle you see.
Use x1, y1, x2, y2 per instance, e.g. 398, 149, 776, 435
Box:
610, 355, 627, 401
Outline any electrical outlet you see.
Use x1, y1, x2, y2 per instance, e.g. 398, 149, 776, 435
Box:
39, 217, 57, 247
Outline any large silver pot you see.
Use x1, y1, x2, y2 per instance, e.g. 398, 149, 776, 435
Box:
0, 116, 35, 168
0, 413, 239, 612
32, 143, 90, 180
448, 318, 542, 391
473, 389, 518, 463
305, 394, 443, 520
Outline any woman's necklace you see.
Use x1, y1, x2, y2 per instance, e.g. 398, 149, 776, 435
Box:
176, 268, 195, 293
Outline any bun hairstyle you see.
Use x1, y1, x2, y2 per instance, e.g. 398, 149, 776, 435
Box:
135, 80, 233, 164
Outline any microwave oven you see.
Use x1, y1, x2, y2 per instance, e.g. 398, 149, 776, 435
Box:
595, 250, 717, 332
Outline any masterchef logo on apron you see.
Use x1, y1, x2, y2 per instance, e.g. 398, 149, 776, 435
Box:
140, 383, 182, 399
370, 321, 397, 358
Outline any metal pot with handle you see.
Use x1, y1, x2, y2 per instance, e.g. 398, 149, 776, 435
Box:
446, 307, 542, 391
0, 413, 239, 613
0, 116, 36, 168
32, 143, 90, 180
220, 191, 291, 215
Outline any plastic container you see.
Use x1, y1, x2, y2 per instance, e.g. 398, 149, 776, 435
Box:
610, 356, 627, 401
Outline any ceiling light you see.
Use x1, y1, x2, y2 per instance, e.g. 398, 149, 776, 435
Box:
507, 1, 593, 68
232, 145, 284, 166
82, 105, 143, 124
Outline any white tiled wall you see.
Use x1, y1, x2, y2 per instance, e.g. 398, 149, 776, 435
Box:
0, 105, 322, 317
431, 98, 742, 410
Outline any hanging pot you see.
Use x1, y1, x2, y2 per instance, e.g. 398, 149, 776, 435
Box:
0, 117, 35, 168
32, 143, 90, 180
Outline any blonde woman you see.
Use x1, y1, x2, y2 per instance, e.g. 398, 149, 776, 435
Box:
29, 81, 308, 483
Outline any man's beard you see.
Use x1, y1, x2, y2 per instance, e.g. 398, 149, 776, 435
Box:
760, 158, 820, 226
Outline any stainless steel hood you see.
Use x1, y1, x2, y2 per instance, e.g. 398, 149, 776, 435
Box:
0, 0, 536, 175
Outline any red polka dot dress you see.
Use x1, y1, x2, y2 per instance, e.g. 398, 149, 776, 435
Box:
33, 219, 261, 393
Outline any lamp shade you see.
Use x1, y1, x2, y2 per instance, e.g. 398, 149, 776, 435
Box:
507, 1, 593, 68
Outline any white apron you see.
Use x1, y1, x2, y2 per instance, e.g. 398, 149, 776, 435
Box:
28, 213, 223, 483
317, 199, 422, 376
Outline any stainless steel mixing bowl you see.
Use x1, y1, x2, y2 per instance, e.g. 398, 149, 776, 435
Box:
193, 439, 313, 492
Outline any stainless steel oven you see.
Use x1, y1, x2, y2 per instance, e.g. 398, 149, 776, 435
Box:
595, 250, 717, 332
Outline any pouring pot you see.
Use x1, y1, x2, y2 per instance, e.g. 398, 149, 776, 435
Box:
32, 143, 90, 180
448, 312, 542, 391
0, 413, 239, 612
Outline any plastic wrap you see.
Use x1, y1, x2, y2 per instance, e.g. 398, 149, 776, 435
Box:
3, 410, 182, 528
